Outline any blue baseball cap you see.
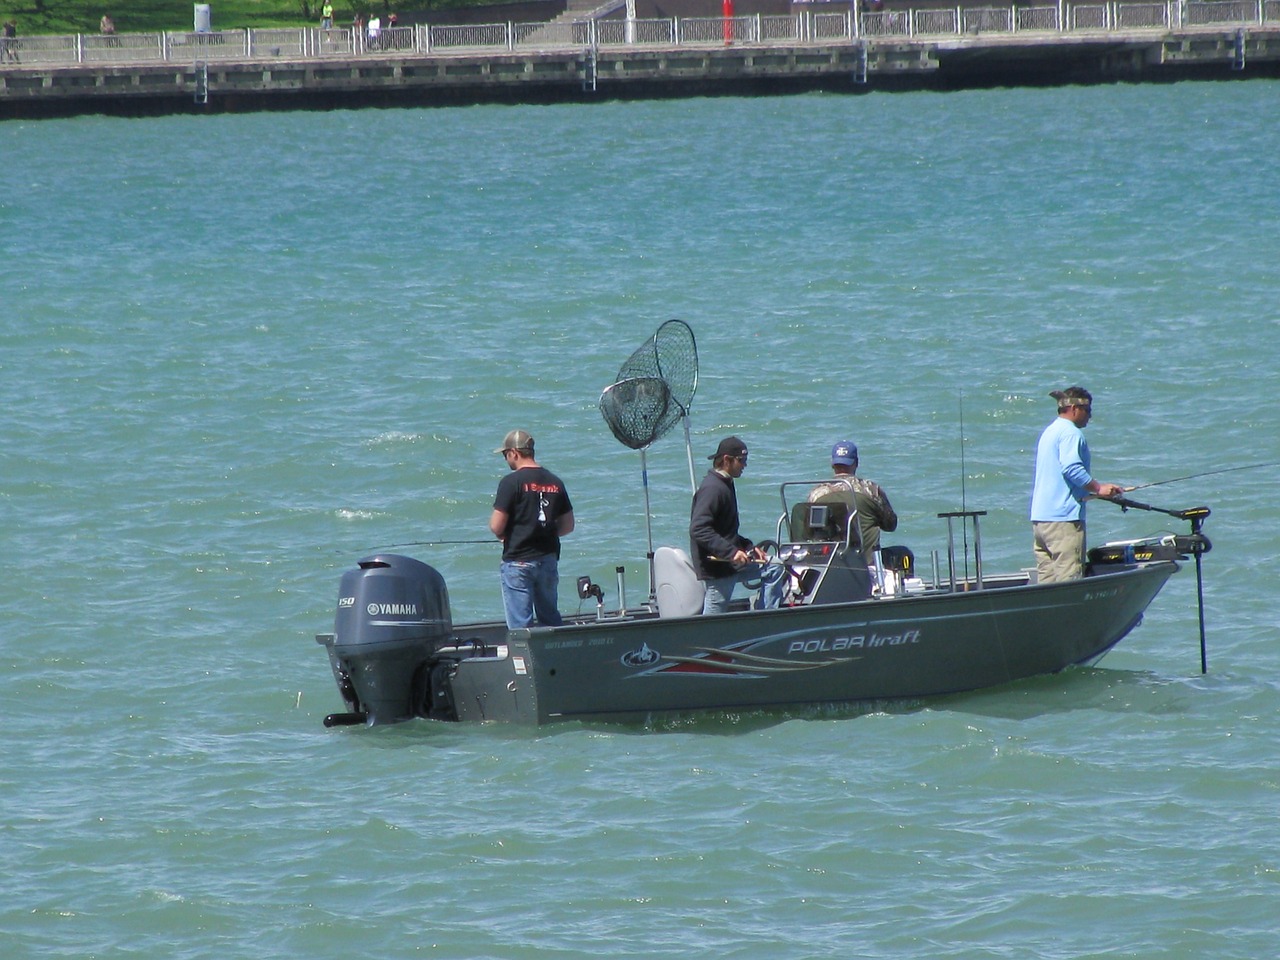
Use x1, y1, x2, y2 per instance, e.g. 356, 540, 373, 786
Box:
831, 441, 858, 466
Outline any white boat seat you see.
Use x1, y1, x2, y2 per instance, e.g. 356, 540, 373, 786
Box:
653, 546, 706, 618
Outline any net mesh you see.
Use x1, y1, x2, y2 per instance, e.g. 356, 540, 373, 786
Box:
600, 319, 698, 452
615, 320, 698, 414
654, 319, 698, 414
599, 377, 676, 451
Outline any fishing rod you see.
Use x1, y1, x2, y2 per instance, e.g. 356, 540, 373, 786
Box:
372, 538, 495, 549
957, 390, 970, 581
324, 538, 496, 556
1123, 460, 1280, 492
1103, 494, 1212, 674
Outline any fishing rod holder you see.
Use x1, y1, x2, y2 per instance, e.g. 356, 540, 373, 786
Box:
937, 509, 986, 591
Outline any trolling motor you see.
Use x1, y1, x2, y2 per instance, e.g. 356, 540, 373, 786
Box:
1102, 497, 1213, 674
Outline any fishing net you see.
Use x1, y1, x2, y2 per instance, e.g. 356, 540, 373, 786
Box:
599, 377, 676, 451
599, 320, 701, 603
614, 319, 698, 415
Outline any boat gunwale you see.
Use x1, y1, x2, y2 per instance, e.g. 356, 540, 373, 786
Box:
511, 558, 1181, 638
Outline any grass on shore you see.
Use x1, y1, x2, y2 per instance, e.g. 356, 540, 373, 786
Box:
0, 0, 476, 34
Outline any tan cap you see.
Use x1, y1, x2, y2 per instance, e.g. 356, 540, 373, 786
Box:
495, 429, 534, 454
1050, 386, 1093, 409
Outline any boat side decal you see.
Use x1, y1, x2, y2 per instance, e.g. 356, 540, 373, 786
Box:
620, 643, 661, 667
658, 647, 853, 676
622, 624, 926, 680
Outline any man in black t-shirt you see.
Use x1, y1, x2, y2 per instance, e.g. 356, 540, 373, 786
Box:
488, 429, 575, 628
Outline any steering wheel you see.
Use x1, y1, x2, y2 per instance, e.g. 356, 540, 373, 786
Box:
740, 540, 783, 590
755, 539, 781, 559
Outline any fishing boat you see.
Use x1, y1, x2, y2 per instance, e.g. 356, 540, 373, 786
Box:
314, 321, 1212, 728
314, 489, 1212, 728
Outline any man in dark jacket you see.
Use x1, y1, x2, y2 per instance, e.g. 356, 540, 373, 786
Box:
689, 436, 785, 614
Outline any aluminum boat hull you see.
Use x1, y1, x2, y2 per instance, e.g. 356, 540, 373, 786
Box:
321, 560, 1177, 726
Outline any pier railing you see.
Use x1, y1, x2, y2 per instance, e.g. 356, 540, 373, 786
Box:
1, 1, 1276, 68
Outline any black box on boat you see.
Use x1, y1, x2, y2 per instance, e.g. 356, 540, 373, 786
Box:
1088, 541, 1185, 565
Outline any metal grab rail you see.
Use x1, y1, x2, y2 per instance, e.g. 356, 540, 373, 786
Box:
1, 2, 1276, 70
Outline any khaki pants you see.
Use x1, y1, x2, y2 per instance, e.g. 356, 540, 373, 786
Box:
1032, 520, 1084, 583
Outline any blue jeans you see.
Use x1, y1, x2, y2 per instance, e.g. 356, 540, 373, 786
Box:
500, 556, 563, 629
701, 561, 786, 615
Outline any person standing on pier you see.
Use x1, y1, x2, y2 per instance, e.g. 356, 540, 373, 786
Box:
1030, 386, 1124, 583
320, 2, 334, 30
2, 20, 18, 63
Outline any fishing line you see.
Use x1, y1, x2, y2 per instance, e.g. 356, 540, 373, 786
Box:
1124, 460, 1280, 492
369, 538, 494, 550
958, 390, 967, 513
958, 390, 970, 581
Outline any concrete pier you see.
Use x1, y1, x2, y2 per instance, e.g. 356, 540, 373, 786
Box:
2, 23, 1278, 118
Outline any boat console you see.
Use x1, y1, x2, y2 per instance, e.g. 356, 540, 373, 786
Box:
772, 481, 920, 604
774, 538, 873, 605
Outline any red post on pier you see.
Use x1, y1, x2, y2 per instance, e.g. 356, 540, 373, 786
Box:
723, 0, 734, 45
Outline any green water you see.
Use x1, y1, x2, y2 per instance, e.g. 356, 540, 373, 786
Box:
2, 82, 1278, 958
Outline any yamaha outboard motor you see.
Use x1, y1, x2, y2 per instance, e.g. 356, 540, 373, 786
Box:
319, 554, 452, 727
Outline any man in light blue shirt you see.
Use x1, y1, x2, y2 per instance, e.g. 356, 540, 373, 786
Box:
1030, 386, 1124, 582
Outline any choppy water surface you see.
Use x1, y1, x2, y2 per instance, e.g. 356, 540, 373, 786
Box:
2, 82, 1279, 958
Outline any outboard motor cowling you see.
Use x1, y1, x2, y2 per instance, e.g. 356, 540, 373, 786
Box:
328, 554, 452, 726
